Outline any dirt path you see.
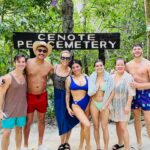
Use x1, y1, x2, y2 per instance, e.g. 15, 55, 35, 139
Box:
0, 123, 150, 150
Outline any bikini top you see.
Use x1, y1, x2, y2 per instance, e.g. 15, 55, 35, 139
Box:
98, 83, 107, 92
70, 76, 88, 91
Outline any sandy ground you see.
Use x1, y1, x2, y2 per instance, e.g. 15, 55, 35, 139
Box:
0, 122, 150, 150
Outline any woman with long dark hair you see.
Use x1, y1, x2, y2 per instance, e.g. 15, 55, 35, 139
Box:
65, 60, 91, 150
88, 59, 114, 150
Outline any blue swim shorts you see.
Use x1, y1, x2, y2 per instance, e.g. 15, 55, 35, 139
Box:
2, 116, 26, 129
131, 89, 150, 111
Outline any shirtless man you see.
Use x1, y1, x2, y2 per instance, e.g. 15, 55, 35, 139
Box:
126, 44, 150, 149
23, 41, 53, 150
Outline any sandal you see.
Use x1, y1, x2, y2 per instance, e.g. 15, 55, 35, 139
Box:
130, 147, 136, 150
58, 144, 64, 150
112, 144, 124, 150
64, 143, 71, 150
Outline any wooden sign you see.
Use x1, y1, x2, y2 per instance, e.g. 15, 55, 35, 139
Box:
13, 32, 120, 50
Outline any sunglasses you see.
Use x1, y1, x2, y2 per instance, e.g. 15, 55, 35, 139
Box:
37, 49, 48, 53
61, 56, 71, 61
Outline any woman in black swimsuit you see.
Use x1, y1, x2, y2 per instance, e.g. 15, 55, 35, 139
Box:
53, 51, 79, 150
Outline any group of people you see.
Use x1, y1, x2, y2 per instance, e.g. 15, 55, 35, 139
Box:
0, 41, 150, 150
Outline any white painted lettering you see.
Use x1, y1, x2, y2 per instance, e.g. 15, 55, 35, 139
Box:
91, 41, 98, 48
74, 41, 81, 48
68, 34, 75, 41
100, 41, 107, 48
48, 34, 55, 40
83, 41, 90, 48
38, 34, 45, 40
88, 34, 95, 41
26, 41, 33, 48
17, 41, 24, 48
78, 34, 85, 41
64, 41, 73, 48
108, 41, 116, 48
58, 34, 66, 40
56, 41, 63, 48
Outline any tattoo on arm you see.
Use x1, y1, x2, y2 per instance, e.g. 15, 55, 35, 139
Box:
0, 77, 5, 86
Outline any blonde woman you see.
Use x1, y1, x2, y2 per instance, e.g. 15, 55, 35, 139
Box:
53, 51, 79, 150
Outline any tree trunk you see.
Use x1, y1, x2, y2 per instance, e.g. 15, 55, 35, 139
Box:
98, 49, 105, 65
62, 0, 74, 60
144, 0, 150, 59
83, 0, 89, 75
62, 0, 74, 33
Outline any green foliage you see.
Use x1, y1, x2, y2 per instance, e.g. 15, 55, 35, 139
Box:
73, 0, 147, 72
0, 0, 62, 75
0, 0, 147, 75
46, 85, 55, 119
0, 0, 147, 118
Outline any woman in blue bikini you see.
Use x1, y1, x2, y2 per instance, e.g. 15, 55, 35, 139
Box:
65, 60, 91, 150
88, 59, 114, 150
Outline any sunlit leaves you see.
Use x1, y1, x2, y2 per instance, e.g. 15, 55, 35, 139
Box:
0, 0, 147, 75
0, 0, 62, 75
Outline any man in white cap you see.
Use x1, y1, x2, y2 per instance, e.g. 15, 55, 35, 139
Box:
23, 41, 53, 150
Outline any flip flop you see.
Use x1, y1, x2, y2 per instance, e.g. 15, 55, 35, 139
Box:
64, 143, 70, 150
130, 147, 136, 150
58, 144, 64, 150
112, 144, 124, 150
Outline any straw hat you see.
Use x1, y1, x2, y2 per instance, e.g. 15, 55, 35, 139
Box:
33, 41, 53, 56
